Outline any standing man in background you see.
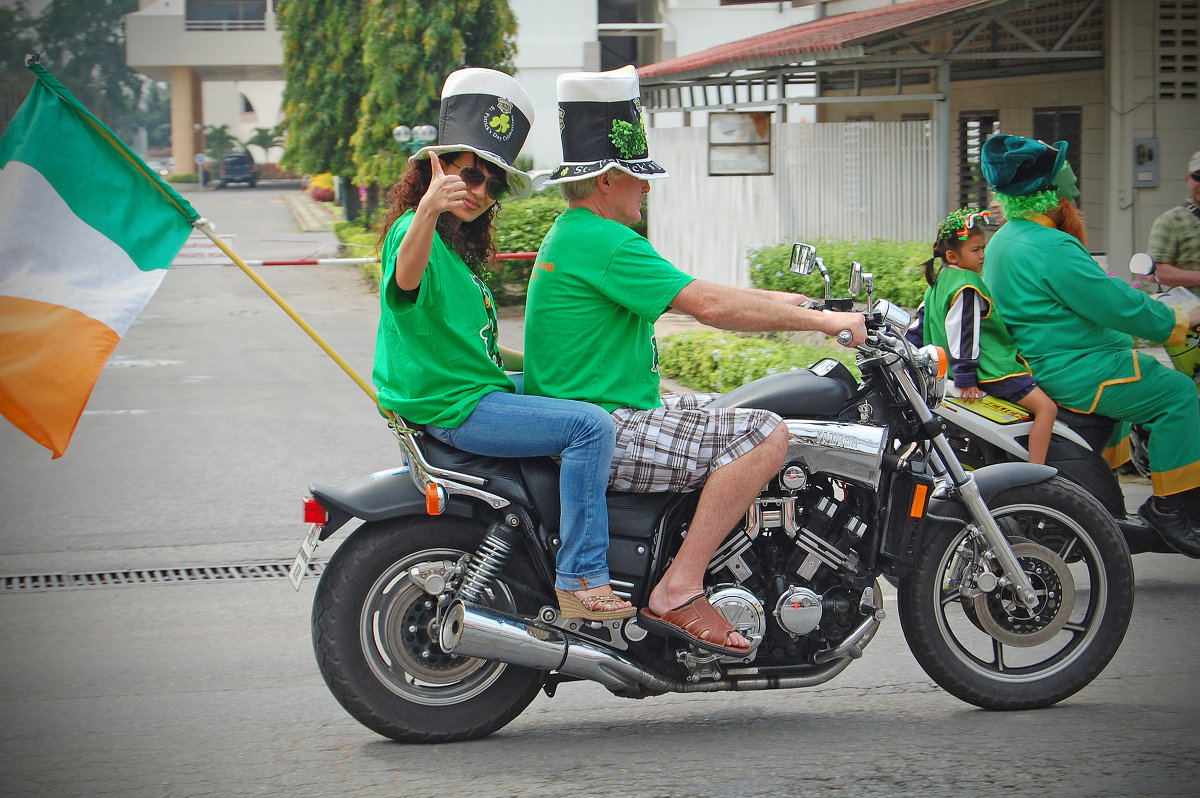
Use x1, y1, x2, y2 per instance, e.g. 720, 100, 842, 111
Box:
1147, 150, 1200, 287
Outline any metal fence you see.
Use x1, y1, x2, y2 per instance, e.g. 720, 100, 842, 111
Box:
646, 120, 939, 287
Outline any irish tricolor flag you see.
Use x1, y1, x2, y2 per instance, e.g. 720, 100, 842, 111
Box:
0, 62, 199, 458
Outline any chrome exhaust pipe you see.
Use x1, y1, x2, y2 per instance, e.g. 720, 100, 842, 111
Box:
439, 600, 674, 694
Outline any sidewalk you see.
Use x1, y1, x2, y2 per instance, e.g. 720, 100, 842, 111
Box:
283, 189, 342, 233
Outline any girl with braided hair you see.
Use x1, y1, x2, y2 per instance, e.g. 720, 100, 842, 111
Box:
914, 207, 1057, 464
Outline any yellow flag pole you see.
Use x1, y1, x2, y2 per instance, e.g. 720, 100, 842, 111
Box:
192, 218, 382, 409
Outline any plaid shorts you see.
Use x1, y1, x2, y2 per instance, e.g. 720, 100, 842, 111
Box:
609, 393, 783, 493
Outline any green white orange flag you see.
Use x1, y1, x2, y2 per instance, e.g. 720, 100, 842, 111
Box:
0, 62, 199, 458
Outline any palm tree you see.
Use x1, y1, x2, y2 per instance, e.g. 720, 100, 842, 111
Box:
246, 126, 284, 163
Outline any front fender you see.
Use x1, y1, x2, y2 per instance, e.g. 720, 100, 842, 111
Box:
924, 462, 1058, 526
308, 467, 475, 540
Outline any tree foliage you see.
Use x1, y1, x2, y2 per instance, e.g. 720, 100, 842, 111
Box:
353, 0, 517, 187
278, 0, 366, 178
29, 0, 145, 141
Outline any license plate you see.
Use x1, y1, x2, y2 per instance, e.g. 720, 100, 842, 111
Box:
288, 523, 322, 590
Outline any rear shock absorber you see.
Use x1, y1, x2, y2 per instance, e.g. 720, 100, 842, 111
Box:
456, 520, 521, 604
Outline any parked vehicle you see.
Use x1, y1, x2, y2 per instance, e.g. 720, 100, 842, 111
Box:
291, 245, 1134, 743
217, 150, 256, 188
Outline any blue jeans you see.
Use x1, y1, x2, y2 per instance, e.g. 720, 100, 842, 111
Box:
426, 387, 615, 592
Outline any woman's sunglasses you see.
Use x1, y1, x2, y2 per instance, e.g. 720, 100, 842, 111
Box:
443, 159, 507, 200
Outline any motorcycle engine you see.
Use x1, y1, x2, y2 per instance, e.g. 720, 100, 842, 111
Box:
703, 469, 875, 664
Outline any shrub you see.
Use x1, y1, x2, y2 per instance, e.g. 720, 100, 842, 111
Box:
308, 172, 335, 191
256, 162, 302, 180
659, 330, 859, 394
311, 186, 335, 203
488, 190, 567, 304
749, 238, 930, 308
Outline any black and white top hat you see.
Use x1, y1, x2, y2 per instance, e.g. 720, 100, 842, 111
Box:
410, 68, 535, 199
545, 65, 668, 185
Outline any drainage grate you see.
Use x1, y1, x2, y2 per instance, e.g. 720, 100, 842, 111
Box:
0, 560, 326, 593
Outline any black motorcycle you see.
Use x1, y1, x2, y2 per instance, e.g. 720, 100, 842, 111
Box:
290, 244, 1134, 743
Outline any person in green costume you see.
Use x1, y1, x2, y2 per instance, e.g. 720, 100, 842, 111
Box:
981, 135, 1200, 558
373, 68, 633, 622
915, 207, 1057, 465
525, 67, 867, 656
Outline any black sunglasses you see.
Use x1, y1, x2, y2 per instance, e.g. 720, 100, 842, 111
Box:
1190, 171, 1200, 181
444, 159, 507, 199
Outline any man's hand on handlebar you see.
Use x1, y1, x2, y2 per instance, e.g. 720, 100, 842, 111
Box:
824, 311, 868, 347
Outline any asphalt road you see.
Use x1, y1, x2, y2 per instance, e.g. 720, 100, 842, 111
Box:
1, 187, 1198, 798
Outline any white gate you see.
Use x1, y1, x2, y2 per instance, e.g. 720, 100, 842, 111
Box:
646, 120, 939, 287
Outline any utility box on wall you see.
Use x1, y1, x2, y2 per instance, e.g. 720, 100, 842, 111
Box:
1133, 138, 1160, 188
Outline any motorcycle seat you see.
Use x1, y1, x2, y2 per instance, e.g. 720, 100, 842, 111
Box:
1053, 406, 1117, 454
415, 432, 674, 541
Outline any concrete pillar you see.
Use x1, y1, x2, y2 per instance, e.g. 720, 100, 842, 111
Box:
169, 66, 203, 175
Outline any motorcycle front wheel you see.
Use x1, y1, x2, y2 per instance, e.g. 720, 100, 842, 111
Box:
312, 517, 545, 743
898, 476, 1133, 710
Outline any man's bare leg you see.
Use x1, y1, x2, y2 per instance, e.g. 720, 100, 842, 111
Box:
646, 423, 788, 646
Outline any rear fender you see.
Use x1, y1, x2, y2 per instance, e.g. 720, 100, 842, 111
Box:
308, 466, 475, 540
924, 462, 1058, 527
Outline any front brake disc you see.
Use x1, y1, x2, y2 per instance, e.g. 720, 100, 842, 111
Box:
971, 541, 1075, 647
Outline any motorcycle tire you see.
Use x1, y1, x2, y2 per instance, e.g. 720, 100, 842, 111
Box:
312, 517, 545, 743
898, 476, 1133, 710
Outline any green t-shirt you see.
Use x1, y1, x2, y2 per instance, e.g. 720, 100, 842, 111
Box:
372, 210, 513, 427
524, 207, 694, 411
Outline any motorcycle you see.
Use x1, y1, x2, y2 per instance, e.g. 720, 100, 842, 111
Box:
290, 243, 1134, 743
933, 253, 1200, 551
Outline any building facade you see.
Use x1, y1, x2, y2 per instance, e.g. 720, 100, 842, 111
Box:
125, 0, 821, 171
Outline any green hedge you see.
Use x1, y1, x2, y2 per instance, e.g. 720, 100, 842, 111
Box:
336, 189, 568, 303
749, 238, 930, 308
659, 330, 858, 394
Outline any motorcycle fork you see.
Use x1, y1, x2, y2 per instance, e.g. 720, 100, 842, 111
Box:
886, 358, 1041, 611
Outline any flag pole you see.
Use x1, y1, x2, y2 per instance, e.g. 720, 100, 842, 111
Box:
192, 218, 382, 409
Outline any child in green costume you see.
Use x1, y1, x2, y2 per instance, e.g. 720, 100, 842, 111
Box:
915, 208, 1057, 464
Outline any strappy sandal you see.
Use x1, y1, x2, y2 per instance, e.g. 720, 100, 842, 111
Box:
555, 587, 636, 621
637, 594, 752, 657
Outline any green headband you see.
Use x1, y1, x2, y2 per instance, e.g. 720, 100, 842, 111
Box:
938, 207, 991, 241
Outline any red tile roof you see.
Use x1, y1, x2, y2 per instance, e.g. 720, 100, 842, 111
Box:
638, 0, 997, 81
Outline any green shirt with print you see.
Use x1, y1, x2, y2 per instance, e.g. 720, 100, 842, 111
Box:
524, 207, 694, 412
373, 209, 513, 428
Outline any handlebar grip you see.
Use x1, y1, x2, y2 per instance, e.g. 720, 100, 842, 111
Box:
837, 329, 854, 346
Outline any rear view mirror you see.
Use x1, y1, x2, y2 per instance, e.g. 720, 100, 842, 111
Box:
848, 261, 863, 297
790, 243, 816, 275
1128, 252, 1155, 276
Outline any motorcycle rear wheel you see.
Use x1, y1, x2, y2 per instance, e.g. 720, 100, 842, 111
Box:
312, 517, 545, 742
898, 476, 1133, 710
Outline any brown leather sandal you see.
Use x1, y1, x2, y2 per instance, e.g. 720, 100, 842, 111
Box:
555, 587, 636, 621
637, 594, 752, 657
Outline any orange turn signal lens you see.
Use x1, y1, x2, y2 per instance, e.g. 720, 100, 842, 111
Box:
932, 346, 948, 380
909, 482, 930, 518
425, 482, 446, 516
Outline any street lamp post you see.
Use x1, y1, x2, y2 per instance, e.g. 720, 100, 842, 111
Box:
193, 123, 207, 189
392, 124, 438, 157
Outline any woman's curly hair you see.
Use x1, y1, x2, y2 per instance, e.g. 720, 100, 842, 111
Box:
377, 154, 499, 268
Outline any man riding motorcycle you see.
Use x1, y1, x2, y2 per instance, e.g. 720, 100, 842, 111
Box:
980, 135, 1200, 558
523, 66, 866, 655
